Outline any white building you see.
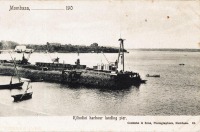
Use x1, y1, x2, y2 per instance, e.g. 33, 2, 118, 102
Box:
14, 45, 26, 53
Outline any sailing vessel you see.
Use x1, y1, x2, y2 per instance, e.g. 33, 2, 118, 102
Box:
0, 53, 24, 89
11, 81, 33, 102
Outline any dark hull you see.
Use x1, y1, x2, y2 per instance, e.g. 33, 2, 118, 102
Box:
146, 74, 160, 77
0, 82, 24, 89
62, 70, 146, 89
11, 92, 33, 102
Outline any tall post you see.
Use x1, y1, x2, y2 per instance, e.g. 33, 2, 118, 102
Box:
117, 38, 125, 72
122, 40, 124, 71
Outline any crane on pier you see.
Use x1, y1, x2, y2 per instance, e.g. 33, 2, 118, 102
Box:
117, 38, 125, 72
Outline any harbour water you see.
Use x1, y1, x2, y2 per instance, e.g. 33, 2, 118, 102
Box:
0, 50, 200, 116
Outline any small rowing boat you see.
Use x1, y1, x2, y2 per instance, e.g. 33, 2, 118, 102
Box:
146, 74, 160, 77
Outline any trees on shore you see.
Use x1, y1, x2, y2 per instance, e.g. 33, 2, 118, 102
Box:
0, 41, 127, 53
0, 41, 19, 50
26, 43, 127, 53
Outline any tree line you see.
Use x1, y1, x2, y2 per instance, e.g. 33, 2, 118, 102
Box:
0, 41, 19, 50
26, 43, 127, 53
0, 41, 127, 53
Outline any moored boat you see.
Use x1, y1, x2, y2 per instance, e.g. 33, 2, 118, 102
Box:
0, 82, 23, 89
0, 52, 24, 89
11, 81, 33, 102
146, 74, 160, 77
11, 92, 33, 102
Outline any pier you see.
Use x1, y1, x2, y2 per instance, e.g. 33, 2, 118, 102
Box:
0, 38, 145, 88
0, 64, 143, 88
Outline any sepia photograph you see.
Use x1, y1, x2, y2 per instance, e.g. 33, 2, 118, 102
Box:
0, 0, 200, 131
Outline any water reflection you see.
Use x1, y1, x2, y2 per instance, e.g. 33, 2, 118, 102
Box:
59, 82, 140, 90
58, 82, 141, 100
99, 88, 133, 98
59, 81, 142, 90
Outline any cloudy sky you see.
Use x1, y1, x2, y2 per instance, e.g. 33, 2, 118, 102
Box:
0, 0, 199, 49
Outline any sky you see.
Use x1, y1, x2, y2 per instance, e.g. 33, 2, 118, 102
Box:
0, 0, 200, 49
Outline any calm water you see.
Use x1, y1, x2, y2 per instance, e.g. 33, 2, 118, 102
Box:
0, 50, 200, 116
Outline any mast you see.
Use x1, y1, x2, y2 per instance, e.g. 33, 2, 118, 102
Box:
117, 38, 125, 72
13, 58, 21, 82
20, 81, 31, 100
8, 52, 21, 82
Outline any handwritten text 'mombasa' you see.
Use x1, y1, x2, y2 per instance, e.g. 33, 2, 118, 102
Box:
9, 5, 30, 11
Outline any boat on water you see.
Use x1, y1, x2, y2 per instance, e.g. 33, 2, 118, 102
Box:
11, 81, 33, 102
11, 92, 33, 102
0, 53, 24, 89
146, 74, 160, 77
0, 82, 23, 89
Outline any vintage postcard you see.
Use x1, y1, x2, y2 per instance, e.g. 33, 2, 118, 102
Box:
0, 0, 200, 131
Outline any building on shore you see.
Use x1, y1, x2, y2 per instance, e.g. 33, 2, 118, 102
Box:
14, 45, 34, 53
14, 45, 26, 53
